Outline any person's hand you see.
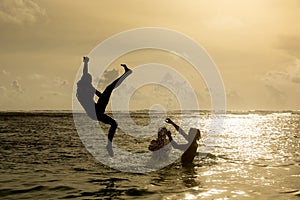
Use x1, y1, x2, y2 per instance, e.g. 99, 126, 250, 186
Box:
165, 118, 173, 124
83, 56, 90, 63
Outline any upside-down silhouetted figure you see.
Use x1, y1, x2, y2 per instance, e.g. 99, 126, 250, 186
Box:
76, 56, 132, 157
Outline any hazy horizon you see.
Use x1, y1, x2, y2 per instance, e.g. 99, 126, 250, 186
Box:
1, 109, 299, 112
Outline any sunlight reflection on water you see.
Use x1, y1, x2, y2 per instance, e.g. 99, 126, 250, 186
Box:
0, 111, 299, 199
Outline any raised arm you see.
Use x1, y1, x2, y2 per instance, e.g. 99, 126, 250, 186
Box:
165, 118, 189, 141
83, 56, 89, 75
81, 56, 101, 96
166, 131, 188, 151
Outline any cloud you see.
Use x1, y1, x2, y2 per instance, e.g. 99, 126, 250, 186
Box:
0, 0, 46, 25
159, 73, 197, 98
0, 86, 7, 91
54, 77, 69, 87
50, 77, 69, 87
291, 77, 300, 83
97, 69, 119, 88
227, 90, 243, 105
264, 84, 286, 105
28, 73, 44, 80
11, 80, 23, 93
2, 70, 9, 76
262, 60, 300, 106
204, 15, 245, 31
264, 59, 300, 84
0, 86, 9, 107
277, 35, 300, 59
46, 91, 64, 96
30, 75, 69, 89
60, 80, 69, 86
0, 86, 8, 97
289, 60, 300, 83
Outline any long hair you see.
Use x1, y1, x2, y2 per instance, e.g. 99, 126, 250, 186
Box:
189, 128, 201, 142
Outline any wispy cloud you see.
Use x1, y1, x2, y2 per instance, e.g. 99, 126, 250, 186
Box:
28, 73, 45, 80
264, 59, 300, 85
262, 59, 300, 105
46, 91, 65, 96
11, 80, 24, 93
277, 35, 300, 59
291, 76, 300, 83
97, 69, 119, 88
0, 86, 7, 97
264, 84, 286, 105
0, 0, 46, 25
227, 90, 243, 106
54, 77, 69, 87
2, 70, 9, 76
35, 76, 69, 88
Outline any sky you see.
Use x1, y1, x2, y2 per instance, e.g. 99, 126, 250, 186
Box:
0, 0, 300, 111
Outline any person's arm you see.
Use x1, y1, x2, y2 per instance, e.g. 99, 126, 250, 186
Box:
165, 118, 189, 141
166, 131, 188, 151
83, 56, 89, 75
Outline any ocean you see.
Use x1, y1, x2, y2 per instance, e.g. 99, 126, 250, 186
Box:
0, 110, 299, 199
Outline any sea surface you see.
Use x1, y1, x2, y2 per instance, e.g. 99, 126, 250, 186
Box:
0, 110, 299, 199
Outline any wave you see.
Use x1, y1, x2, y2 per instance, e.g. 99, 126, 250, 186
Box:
0, 186, 48, 197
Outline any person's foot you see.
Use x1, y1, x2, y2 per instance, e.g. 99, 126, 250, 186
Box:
106, 141, 114, 157
121, 64, 132, 75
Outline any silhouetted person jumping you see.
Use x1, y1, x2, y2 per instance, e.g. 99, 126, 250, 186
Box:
76, 56, 132, 157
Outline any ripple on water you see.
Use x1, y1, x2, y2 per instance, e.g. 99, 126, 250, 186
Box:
0, 111, 299, 199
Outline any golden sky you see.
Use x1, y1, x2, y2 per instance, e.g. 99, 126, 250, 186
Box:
0, 0, 300, 110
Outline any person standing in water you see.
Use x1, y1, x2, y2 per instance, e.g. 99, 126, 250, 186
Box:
76, 56, 132, 157
165, 118, 201, 166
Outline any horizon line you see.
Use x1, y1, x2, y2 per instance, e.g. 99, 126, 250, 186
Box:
0, 109, 299, 113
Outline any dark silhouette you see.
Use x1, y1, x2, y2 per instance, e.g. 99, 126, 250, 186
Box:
165, 118, 201, 167
148, 127, 171, 161
76, 56, 132, 157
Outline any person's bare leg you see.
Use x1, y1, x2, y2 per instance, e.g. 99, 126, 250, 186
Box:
108, 64, 132, 89
97, 114, 118, 157
96, 64, 132, 114
95, 64, 132, 157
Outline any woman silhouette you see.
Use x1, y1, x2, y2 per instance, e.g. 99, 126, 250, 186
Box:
148, 127, 171, 162
165, 118, 201, 166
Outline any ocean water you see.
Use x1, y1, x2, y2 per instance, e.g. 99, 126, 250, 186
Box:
0, 110, 299, 199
